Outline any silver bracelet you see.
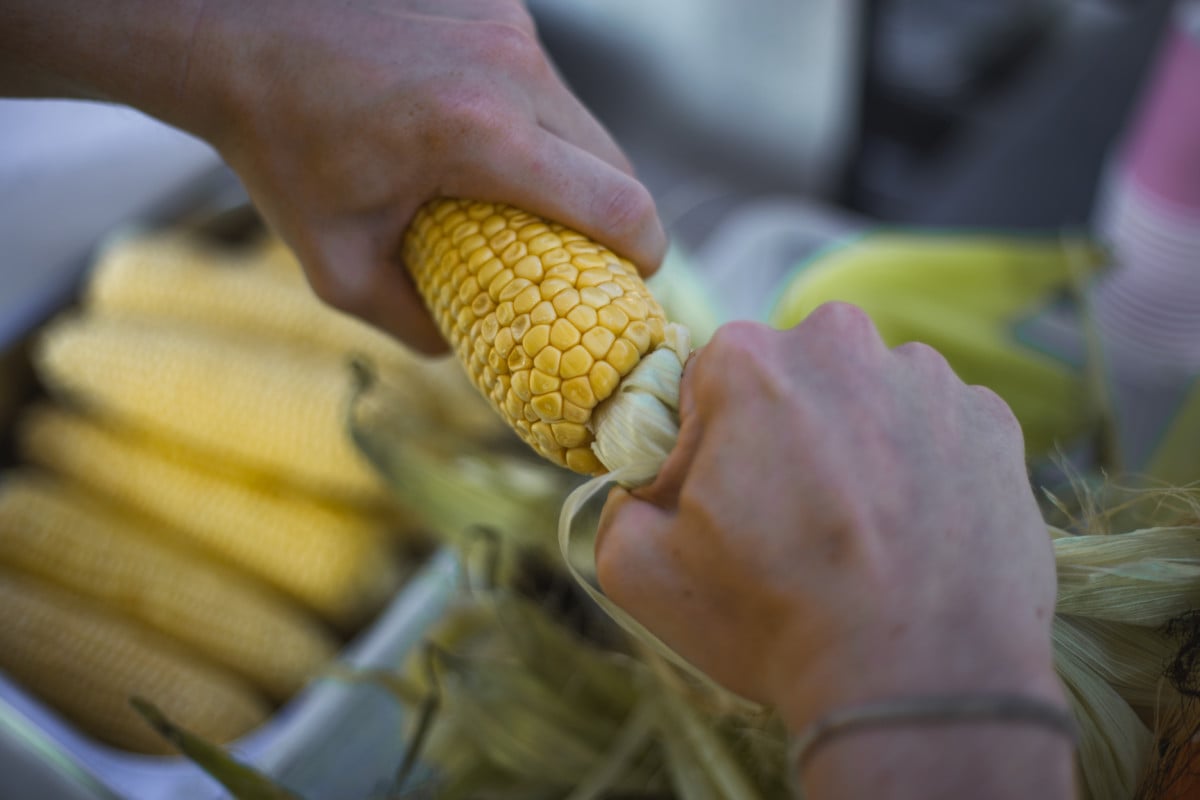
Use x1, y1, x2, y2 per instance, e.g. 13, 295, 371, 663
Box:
790, 692, 1080, 776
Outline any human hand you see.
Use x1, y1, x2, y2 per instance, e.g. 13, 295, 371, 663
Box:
595, 305, 1063, 730
184, 0, 666, 352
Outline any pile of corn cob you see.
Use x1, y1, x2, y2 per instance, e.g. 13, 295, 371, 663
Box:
0, 223, 480, 753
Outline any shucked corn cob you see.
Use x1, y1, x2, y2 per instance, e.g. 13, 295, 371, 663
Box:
85, 232, 502, 441
86, 233, 383, 353
404, 199, 685, 477
32, 313, 386, 503
0, 471, 338, 700
0, 566, 270, 754
17, 404, 401, 629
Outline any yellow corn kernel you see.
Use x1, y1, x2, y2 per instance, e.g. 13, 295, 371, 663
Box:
33, 313, 387, 503
403, 200, 668, 471
0, 471, 338, 700
17, 405, 402, 629
0, 567, 269, 754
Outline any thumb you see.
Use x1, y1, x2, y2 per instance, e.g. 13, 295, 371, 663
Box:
594, 486, 672, 602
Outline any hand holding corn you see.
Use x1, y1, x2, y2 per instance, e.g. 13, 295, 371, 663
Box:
404, 198, 687, 479
592, 307, 1077, 799
0, 0, 666, 353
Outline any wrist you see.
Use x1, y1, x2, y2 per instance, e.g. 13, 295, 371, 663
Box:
799, 710, 1077, 799
771, 641, 1075, 797
769, 629, 1065, 736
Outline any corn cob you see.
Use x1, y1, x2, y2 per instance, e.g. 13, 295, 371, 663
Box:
17, 405, 402, 629
32, 313, 387, 503
88, 233, 411, 374
0, 566, 270, 754
86, 233, 502, 441
0, 471, 338, 700
403, 199, 687, 478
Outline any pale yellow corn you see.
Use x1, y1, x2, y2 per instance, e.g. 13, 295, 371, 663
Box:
0, 567, 270, 754
86, 233, 503, 441
0, 471, 338, 700
33, 313, 386, 503
89, 233, 408, 373
18, 405, 403, 629
403, 199, 669, 473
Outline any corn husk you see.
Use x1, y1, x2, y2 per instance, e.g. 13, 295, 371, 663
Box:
348, 369, 1200, 800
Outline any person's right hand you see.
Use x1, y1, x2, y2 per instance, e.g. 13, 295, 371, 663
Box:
595, 305, 1065, 731
181, 0, 666, 352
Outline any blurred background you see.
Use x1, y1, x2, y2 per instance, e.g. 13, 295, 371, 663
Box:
528, 0, 1183, 318
532, 0, 1175, 229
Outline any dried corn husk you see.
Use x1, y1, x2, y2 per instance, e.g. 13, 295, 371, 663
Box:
1045, 482, 1200, 800
357, 367, 1200, 796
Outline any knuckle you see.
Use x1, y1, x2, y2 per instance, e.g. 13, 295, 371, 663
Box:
804, 301, 879, 342
695, 321, 776, 391
704, 320, 773, 363
970, 384, 1020, 427
424, 91, 519, 167
593, 181, 657, 241
893, 340, 950, 371
797, 302, 886, 366
432, 83, 504, 135
472, 19, 545, 76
